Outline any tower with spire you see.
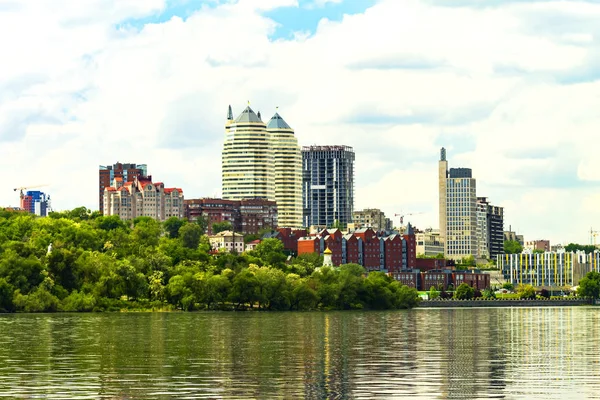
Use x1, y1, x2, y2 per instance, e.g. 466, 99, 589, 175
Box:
222, 104, 275, 202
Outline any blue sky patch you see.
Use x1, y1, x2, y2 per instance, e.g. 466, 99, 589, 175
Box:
264, 0, 377, 39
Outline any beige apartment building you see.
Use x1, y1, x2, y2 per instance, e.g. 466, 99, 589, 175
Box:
208, 230, 245, 253
352, 208, 392, 231
415, 229, 444, 257
103, 175, 183, 221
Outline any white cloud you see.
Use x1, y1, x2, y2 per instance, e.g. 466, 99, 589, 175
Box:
0, 0, 599, 245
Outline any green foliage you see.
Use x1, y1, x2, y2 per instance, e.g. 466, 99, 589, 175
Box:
429, 286, 440, 300
504, 240, 523, 254
565, 243, 597, 253
454, 283, 475, 300
417, 253, 445, 259
482, 287, 496, 299
577, 271, 600, 299
212, 221, 233, 234
517, 284, 536, 300
502, 282, 515, 291
0, 208, 420, 313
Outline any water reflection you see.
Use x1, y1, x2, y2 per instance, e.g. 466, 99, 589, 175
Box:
1, 308, 600, 399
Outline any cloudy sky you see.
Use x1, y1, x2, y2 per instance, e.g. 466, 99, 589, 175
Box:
1, 0, 599, 245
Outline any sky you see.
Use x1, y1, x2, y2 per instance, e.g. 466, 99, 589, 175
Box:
0, 0, 599, 245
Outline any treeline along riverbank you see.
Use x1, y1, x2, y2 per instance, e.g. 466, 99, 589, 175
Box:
0, 207, 419, 313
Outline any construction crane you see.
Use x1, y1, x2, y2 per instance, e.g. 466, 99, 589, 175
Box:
394, 212, 424, 226
13, 184, 48, 200
591, 228, 599, 247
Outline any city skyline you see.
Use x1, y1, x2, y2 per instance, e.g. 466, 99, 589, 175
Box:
1, 0, 599, 245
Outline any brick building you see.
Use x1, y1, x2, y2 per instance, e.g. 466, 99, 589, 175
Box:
99, 162, 147, 214
184, 198, 277, 235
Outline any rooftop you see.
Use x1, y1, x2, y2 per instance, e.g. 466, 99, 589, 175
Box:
233, 106, 263, 124
266, 112, 292, 130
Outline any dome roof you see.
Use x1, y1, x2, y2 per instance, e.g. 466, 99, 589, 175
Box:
324, 247, 332, 255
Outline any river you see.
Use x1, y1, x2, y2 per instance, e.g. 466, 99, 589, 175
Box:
1, 307, 599, 399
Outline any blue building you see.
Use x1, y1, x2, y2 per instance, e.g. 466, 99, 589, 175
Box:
22, 191, 49, 216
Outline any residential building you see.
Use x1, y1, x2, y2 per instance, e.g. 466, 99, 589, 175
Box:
222, 105, 302, 228
262, 228, 307, 255
476, 197, 504, 260
302, 145, 355, 229
20, 191, 50, 216
222, 105, 274, 202
208, 230, 245, 253
504, 226, 524, 245
352, 208, 392, 231
267, 111, 302, 228
103, 175, 183, 221
524, 240, 551, 252
497, 251, 599, 288
415, 228, 444, 257
99, 162, 147, 214
184, 197, 277, 235
184, 198, 238, 235
438, 148, 478, 260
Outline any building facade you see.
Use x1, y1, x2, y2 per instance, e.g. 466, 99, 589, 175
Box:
184, 197, 277, 235
20, 191, 50, 216
352, 208, 392, 231
208, 230, 245, 253
439, 148, 478, 260
267, 111, 302, 228
415, 228, 444, 257
99, 162, 147, 214
222, 105, 274, 202
524, 240, 551, 252
222, 105, 301, 228
302, 145, 355, 229
103, 175, 183, 221
497, 251, 599, 288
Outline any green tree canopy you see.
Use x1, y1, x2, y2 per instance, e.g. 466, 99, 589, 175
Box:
577, 271, 600, 298
504, 240, 523, 254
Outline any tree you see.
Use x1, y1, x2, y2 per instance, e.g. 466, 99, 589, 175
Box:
0, 278, 15, 312
179, 223, 202, 249
252, 238, 287, 269
454, 283, 475, 300
504, 240, 523, 254
502, 282, 515, 291
194, 216, 209, 235
482, 287, 496, 299
517, 284, 536, 299
164, 217, 187, 239
577, 271, 600, 298
212, 221, 233, 234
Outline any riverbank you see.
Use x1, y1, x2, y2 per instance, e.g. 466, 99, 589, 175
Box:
418, 298, 592, 308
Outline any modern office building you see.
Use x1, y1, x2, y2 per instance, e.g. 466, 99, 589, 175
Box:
267, 111, 302, 228
438, 148, 478, 260
103, 175, 183, 221
477, 197, 504, 259
222, 105, 301, 228
302, 145, 355, 229
20, 191, 50, 216
99, 162, 147, 214
497, 250, 599, 288
222, 105, 274, 201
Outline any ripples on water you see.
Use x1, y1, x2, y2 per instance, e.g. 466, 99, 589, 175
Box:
1, 308, 600, 399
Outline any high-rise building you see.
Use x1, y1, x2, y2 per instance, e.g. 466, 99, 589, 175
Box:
477, 197, 504, 259
222, 105, 302, 228
438, 148, 478, 260
99, 162, 147, 214
103, 175, 183, 221
20, 191, 50, 216
302, 145, 355, 229
267, 111, 302, 228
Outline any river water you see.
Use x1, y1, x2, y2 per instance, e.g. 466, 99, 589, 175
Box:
1, 307, 599, 399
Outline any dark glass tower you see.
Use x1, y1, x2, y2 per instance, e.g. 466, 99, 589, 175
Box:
302, 145, 355, 229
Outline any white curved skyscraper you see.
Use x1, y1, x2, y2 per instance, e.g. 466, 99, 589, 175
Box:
222, 105, 275, 201
267, 111, 302, 228
222, 105, 302, 228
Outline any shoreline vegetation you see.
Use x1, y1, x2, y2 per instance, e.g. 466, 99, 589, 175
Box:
0, 207, 420, 313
